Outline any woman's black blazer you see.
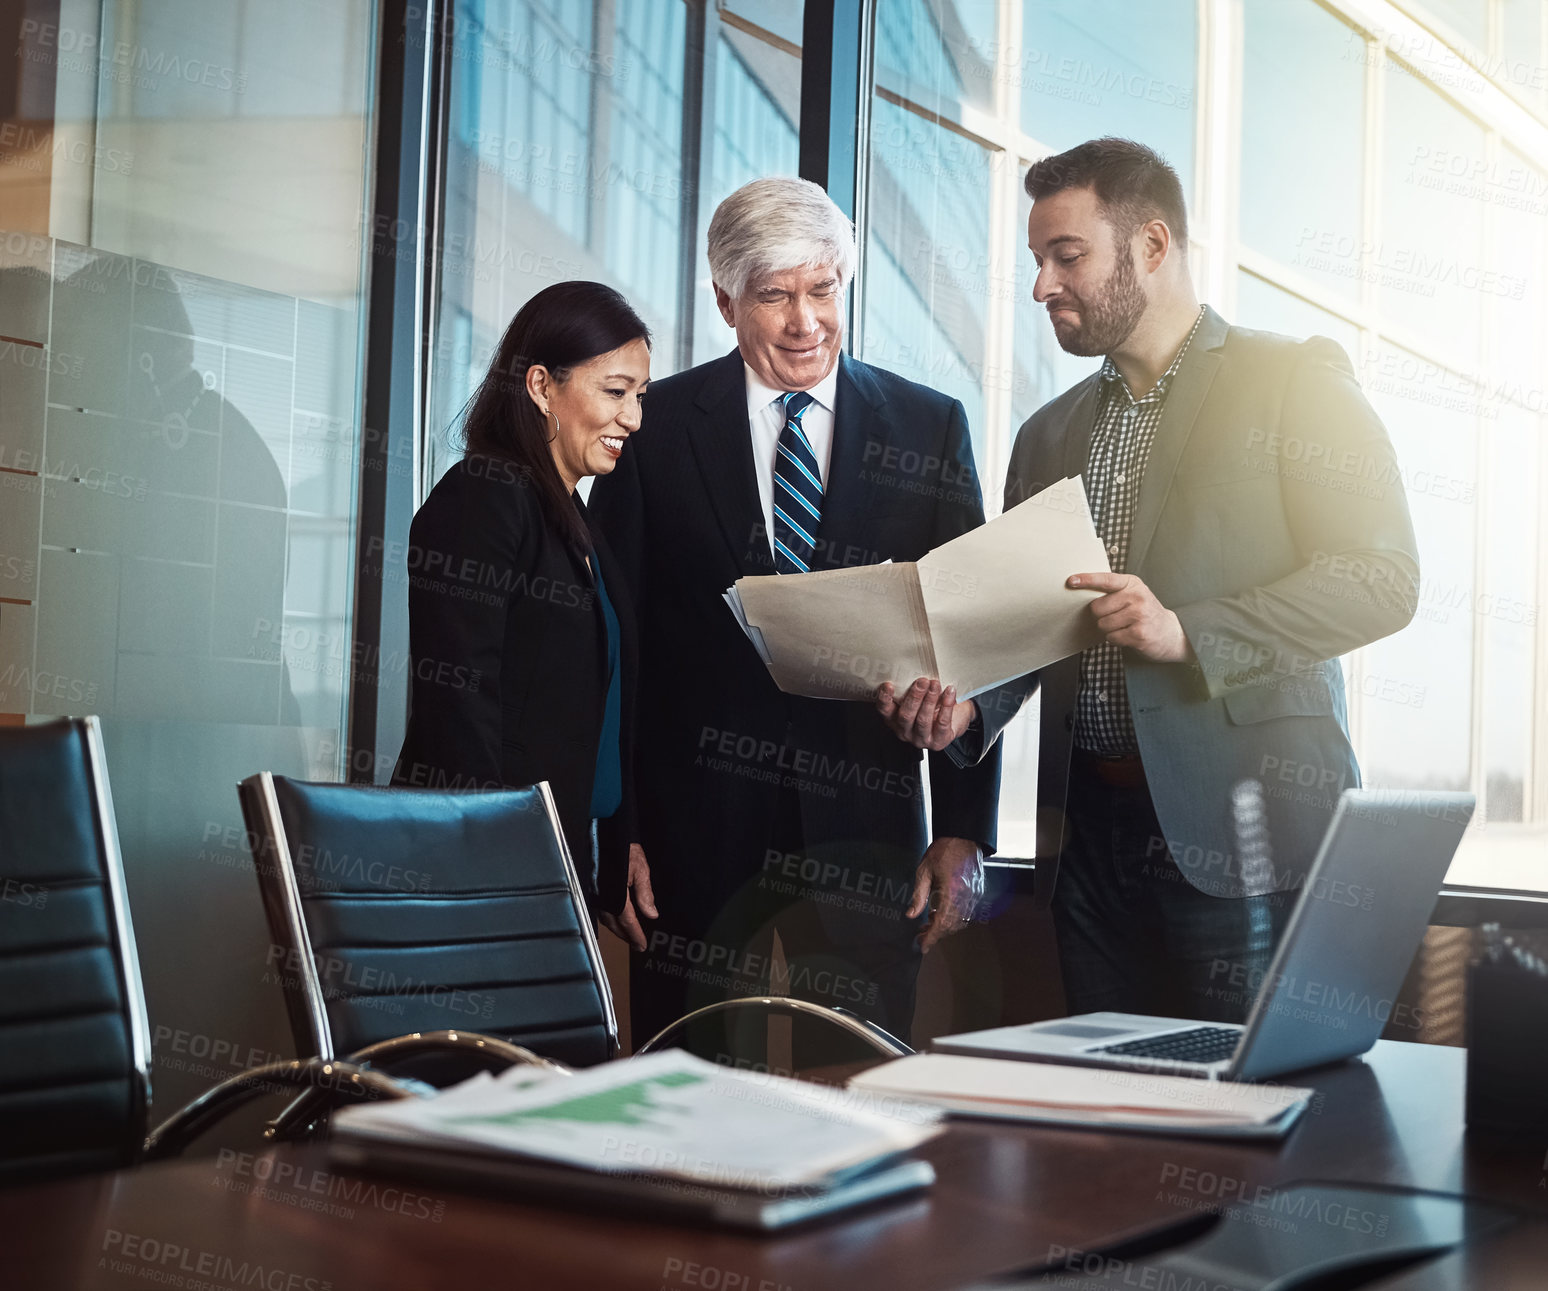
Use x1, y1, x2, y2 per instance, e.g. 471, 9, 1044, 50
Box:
391, 453, 637, 913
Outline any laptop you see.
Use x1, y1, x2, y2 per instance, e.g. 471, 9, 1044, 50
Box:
933, 788, 1475, 1081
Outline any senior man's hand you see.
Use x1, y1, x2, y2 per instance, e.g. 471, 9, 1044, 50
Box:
598, 844, 658, 952
909, 836, 984, 953
875, 678, 977, 752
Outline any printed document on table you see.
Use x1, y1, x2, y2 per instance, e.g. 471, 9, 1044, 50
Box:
723, 476, 1111, 701
849, 1053, 1312, 1140
333, 1050, 942, 1191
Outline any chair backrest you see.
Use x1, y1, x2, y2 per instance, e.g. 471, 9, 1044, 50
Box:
0, 717, 150, 1182
238, 776, 616, 1069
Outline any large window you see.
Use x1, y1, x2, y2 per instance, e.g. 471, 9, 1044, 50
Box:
862, 0, 1548, 891
1230, 15, 1546, 893
426, 0, 801, 485
1017, 0, 1197, 191
1240, 0, 1365, 305
863, 96, 993, 463
429, 0, 687, 485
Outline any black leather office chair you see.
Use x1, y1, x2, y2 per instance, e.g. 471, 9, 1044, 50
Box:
233, 774, 908, 1131
236, 774, 616, 1080
0, 717, 151, 1183
0, 719, 411, 1180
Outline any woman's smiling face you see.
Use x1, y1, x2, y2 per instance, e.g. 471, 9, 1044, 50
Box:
530, 337, 651, 491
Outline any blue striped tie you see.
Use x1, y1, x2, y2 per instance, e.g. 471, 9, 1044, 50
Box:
772, 390, 821, 574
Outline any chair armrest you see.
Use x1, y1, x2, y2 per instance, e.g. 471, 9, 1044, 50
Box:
143, 1059, 410, 1162
636, 997, 913, 1059
264, 1029, 570, 1142
343, 1029, 570, 1075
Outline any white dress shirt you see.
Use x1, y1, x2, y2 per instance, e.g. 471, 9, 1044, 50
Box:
744, 362, 840, 555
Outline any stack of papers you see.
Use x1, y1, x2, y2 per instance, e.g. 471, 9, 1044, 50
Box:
724, 476, 1111, 701
329, 1051, 944, 1229
848, 1054, 1312, 1140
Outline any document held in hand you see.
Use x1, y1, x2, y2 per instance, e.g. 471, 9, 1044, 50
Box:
724, 475, 1112, 701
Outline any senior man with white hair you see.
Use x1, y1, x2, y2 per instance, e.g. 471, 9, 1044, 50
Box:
590, 176, 1001, 1053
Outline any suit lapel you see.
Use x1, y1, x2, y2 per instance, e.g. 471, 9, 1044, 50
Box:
1061, 378, 1102, 483
1128, 307, 1228, 576
683, 350, 772, 575
814, 355, 886, 568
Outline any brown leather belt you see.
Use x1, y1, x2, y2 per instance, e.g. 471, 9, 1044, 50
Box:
1072, 747, 1147, 790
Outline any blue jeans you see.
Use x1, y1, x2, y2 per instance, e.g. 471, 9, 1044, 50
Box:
1051, 755, 1292, 1023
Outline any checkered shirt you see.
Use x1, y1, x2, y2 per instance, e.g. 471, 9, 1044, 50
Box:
1075, 307, 1206, 754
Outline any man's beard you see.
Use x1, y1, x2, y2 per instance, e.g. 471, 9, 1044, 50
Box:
1050, 243, 1146, 357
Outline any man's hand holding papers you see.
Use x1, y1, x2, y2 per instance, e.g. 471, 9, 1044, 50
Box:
1067, 570, 1195, 663
723, 476, 1111, 703
879, 570, 1197, 745
875, 678, 976, 753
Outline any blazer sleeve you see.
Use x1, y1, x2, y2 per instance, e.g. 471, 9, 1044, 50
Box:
923, 398, 1003, 852
1173, 337, 1421, 699
398, 467, 528, 790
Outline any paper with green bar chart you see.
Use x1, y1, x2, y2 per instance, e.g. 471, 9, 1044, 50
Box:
332, 1050, 942, 1190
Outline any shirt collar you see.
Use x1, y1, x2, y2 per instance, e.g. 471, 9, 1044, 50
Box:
1099, 305, 1207, 403
744, 360, 840, 419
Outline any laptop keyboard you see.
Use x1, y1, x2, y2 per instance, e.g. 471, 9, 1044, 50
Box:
1091, 1025, 1241, 1065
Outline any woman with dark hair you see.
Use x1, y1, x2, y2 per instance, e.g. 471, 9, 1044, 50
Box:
393, 280, 657, 949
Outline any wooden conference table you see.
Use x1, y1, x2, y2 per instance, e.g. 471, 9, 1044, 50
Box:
5, 1040, 1548, 1290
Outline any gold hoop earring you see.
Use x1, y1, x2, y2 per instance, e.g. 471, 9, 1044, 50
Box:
544, 408, 560, 445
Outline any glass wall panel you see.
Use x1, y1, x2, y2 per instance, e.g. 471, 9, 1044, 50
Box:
431, 0, 686, 486
1500, 0, 1548, 116
721, 0, 803, 49
1491, 149, 1547, 396
1357, 343, 1479, 792
693, 25, 800, 367
1417, 0, 1490, 47
1479, 404, 1538, 822
1017, 0, 1196, 194
0, 0, 377, 1113
862, 97, 992, 463
1241, 2, 1365, 302
87, 0, 373, 297
876, 0, 996, 113
1381, 60, 1488, 360
1234, 271, 1363, 357
429, 1, 803, 483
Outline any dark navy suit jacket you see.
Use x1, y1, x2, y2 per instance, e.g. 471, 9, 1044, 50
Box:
589, 350, 1001, 930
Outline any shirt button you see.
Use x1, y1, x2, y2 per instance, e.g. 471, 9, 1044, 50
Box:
1097, 691, 1108, 703
1115, 473, 1126, 484
1107, 543, 1120, 557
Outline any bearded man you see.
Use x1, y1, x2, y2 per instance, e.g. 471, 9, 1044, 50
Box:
876, 138, 1420, 1021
